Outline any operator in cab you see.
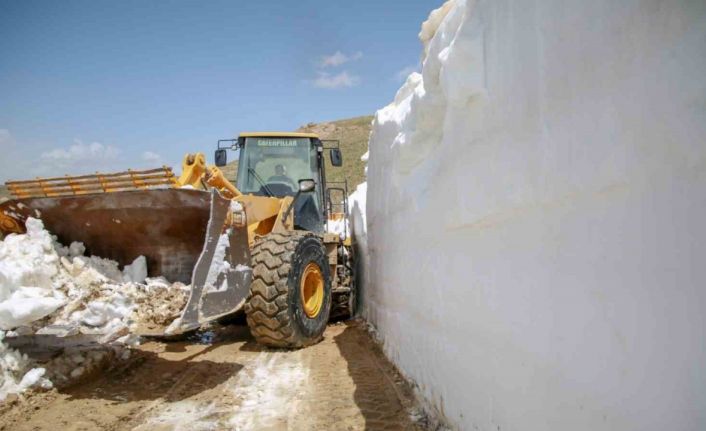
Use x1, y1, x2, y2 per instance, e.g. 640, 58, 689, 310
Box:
268, 164, 295, 187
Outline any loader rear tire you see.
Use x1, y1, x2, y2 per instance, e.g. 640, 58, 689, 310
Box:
244, 231, 332, 348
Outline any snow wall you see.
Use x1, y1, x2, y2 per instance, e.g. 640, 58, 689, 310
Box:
363, 0, 706, 430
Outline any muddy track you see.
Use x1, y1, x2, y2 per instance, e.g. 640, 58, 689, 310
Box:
0, 321, 425, 431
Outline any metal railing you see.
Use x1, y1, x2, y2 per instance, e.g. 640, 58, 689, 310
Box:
325, 180, 349, 238
6, 166, 177, 198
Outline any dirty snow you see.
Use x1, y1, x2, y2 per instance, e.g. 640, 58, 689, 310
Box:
204, 233, 230, 291
135, 351, 310, 431
0, 332, 51, 401
228, 351, 308, 430
134, 400, 223, 431
0, 218, 188, 399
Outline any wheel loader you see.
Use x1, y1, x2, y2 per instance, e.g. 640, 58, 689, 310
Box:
0, 132, 356, 348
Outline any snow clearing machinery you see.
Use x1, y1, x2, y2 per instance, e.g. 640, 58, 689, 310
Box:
0, 132, 356, 348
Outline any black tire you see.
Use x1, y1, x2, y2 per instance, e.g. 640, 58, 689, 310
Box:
244, 231, 332, 348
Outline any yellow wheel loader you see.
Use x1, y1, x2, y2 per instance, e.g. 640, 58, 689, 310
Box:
0, 132, 356, 348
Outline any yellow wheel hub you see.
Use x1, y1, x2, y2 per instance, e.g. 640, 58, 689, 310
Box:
300, 262, 324, 318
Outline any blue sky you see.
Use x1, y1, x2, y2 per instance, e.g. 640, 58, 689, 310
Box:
0, 0, 437, 181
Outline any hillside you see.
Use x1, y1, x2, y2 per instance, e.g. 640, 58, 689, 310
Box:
297, 115, 372, 191
221, 115, 372, 192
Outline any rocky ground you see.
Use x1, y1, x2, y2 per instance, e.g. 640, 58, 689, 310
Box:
0, 320, 432, 431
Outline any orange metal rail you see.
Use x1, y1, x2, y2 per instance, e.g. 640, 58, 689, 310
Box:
6, 167, 177, 198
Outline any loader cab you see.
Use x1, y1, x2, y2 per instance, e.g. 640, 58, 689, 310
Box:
216, 133, 330, 232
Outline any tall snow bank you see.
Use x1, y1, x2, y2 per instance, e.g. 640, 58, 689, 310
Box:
365, 0, 706, 430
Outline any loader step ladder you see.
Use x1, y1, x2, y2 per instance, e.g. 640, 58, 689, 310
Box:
6, 167, 177, 199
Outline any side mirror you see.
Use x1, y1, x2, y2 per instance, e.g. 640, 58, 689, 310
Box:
214, 149, 227, 167
330, 148, 342, 167
299, 179, 316, 193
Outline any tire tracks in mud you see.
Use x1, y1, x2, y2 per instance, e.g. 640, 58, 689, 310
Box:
1, 322, 427, 431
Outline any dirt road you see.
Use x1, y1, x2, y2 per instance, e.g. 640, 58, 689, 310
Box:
0, 320, 425, 431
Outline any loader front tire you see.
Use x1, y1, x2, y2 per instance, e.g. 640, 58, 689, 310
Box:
244, 231, 332, 348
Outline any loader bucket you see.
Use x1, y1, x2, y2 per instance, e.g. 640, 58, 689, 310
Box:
0, 188, 212, 283
1, 187, 253, 334
1, 163, 255, 335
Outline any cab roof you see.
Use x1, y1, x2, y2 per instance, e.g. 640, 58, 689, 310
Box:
239, 132, 320, 139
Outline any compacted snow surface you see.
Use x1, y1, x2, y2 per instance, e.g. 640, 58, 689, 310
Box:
0, 218, 188, 400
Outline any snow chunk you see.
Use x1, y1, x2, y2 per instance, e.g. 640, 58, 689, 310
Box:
122, 256, 148, 284
0, 291, 65, 330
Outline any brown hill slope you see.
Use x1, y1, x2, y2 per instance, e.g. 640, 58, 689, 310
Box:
221, 115, 372, 192
297, 115, 372, 191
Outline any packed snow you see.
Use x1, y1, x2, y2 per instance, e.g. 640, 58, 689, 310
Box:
228, 351, 308, 430
348, 182, 367, 241
0, 217, 188, 400
135, 350, 310, 431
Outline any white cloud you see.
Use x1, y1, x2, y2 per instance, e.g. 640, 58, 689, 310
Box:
320, 51, 363, 68
313, 71, 360, 89
0, 134, 170, 182
35, 140, 121, 177
142, 151, 162, 165
395, 65, 419, 82
41, 140, 119, 162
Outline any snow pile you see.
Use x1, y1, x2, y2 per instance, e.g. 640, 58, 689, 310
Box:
0, 218, 190, 334
0, 217, 189, 399
0, 218, 67, 329
0, 218, 186, 337
364, 0, 706, 430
